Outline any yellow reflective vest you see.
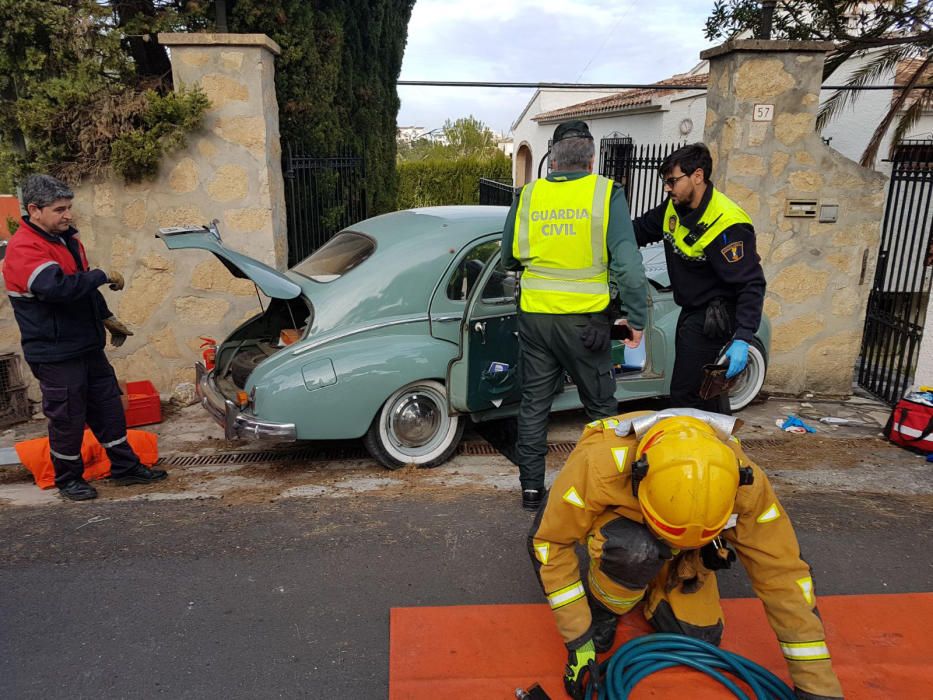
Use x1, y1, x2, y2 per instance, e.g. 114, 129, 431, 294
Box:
664, 188, 753, 259
512, 174, 612, 314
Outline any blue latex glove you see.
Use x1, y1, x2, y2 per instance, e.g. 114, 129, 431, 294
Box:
723, 339, 749, 379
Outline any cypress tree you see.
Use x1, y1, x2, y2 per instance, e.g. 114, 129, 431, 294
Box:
229, 0, 415, 214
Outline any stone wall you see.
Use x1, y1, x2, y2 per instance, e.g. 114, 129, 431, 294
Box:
0, 34, 287, 397
701, 40, 888, 395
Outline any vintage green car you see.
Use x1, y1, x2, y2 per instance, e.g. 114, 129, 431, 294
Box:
157, 206, 770, 469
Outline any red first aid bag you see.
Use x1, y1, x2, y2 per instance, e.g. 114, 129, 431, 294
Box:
885, 397, 933, 453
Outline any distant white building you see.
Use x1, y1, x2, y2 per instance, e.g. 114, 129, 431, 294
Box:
397, 125, 426, 144
496, 134, 514, 157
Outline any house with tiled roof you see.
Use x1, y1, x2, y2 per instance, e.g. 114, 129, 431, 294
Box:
511, 54, 932, 185
511, 64, 709, 186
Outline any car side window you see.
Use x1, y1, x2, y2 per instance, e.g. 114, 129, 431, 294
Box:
479, 264, 517, 303
447, 240, 500, 301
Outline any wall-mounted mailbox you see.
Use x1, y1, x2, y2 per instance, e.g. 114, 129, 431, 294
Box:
785, 199, 818, 217
819, 204, 839, 223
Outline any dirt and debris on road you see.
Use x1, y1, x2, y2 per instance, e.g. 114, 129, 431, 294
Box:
2, 391, 929, 509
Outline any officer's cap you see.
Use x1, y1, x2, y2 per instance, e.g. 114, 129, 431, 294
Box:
552, 120, 593, 144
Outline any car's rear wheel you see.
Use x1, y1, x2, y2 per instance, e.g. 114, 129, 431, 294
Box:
729, 339, 767, 412
364, 380, 464, 470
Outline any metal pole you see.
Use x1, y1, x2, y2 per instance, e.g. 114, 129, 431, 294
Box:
759, 1, 777, 40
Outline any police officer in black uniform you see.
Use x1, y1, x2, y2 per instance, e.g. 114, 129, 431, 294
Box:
632, 143, 765, 414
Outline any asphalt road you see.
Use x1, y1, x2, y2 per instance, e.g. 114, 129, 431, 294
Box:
2, 485, 932, 699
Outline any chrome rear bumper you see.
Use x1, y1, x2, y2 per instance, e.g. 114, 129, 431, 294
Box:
195, 362, 297, 441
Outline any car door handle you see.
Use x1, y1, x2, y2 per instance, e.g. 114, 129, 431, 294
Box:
474, 321, 486, 344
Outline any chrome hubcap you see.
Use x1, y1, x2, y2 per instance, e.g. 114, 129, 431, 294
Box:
390, 392, 441, 447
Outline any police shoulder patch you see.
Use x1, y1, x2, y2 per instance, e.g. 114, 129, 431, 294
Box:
721, 241, 744, 263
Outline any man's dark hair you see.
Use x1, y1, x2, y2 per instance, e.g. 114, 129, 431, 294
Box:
660, 143, 713, 183
21, 174, 74, 210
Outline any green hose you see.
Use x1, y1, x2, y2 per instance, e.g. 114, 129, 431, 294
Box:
583, 633, 796, 699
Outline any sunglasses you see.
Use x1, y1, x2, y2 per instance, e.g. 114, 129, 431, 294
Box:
661, 173, 689, 188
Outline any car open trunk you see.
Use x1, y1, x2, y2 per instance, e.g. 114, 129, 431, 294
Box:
212, 297, 312, 394
156, 224, 312, 395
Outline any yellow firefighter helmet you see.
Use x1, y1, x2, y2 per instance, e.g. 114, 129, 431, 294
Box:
634, 416, 740, 549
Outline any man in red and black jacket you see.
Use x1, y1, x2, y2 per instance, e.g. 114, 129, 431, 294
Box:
3, 174, 167, 500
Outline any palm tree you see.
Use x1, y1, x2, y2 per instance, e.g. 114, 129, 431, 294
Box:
706, 1, 932, 167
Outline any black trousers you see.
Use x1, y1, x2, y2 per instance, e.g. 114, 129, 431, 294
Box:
516, 312, 617, 491
29, 349, 141, 488
669, 307, 732, 415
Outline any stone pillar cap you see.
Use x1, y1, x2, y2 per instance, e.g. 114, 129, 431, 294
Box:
158, 33, 281, 56
701, 39, 835, 60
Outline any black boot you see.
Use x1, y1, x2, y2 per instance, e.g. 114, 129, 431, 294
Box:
59, 479, 98, 501
589, 597, 619, 653
522, 487, 547, 512
110, 463, 168, 485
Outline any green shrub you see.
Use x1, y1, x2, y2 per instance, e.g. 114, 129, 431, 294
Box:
397, 153, 512, 209
110, 88, 210, 182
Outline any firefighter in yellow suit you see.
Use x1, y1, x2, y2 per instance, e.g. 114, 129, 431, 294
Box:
528, 410, 844, 700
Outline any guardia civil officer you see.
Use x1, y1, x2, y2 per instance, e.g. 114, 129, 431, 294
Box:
502, 120, 648, 512
529, 410, 843, 699
3, 174, 167, 500
632, 143, 765, 413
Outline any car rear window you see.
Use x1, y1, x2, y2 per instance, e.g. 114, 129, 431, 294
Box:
290, 231, 375, 282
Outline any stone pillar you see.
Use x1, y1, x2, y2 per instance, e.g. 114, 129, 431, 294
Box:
701, 40, 888, 396
158, 33, 287, 269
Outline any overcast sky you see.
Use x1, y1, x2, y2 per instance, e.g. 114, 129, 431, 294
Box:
397, 0, 720, 135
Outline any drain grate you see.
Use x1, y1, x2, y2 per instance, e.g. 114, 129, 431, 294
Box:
157, 435, 884, 468
159, 445, 369, 467
159, 439, 581, 467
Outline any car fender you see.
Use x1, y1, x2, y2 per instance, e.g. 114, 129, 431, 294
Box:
245, 329, 460, 440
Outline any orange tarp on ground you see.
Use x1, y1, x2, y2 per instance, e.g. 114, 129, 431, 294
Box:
15, 429, 159, 488
390, 593, 933, 699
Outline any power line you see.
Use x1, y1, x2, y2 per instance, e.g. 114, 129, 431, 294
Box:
397, 79, 933, 91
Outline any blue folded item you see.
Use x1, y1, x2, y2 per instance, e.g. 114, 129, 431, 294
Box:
780, 415, 816, 433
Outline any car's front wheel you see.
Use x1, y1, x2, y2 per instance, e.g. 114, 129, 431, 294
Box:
729, 339, 767, 412
364, 380, 464, 470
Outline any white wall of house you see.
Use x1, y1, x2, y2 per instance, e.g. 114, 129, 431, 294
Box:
511, 89, 620, 183
820, 52, 933, 176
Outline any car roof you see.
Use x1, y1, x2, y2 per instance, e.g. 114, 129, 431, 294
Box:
289, 206, 510, 335
349, 206, 509, 245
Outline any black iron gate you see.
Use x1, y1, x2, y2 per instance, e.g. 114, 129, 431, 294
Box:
478, 177, 517, 205
600, 140, 681, 216
858, 139, 933, 404
282, 142, 367, 267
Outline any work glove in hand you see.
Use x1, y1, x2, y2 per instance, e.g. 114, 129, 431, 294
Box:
580, 317, 610, 353
563, 638, 597, 700
723, 339, 749, 379
103, 316, 133, 348
703, 298, 733, 338
106, 270, 125, 291
795, 689, 844, 700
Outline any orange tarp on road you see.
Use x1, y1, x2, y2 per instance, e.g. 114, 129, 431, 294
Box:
15, 429, 159, 489
390, 593, 933, 699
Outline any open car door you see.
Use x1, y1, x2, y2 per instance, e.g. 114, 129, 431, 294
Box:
447, 253, 521, 414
